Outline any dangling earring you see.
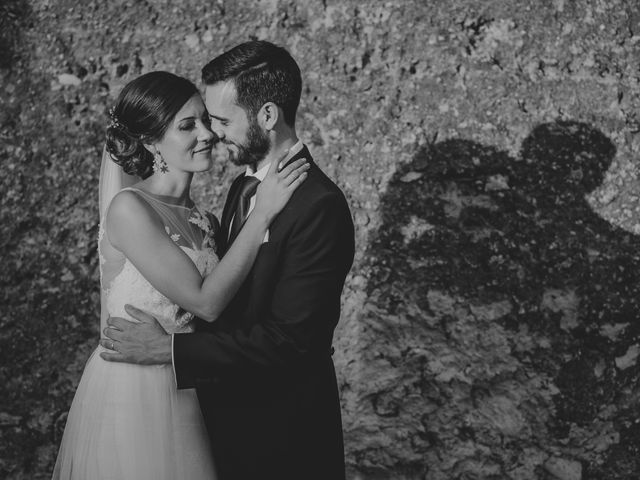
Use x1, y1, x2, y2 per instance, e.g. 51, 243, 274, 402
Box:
153, 151, 169, 174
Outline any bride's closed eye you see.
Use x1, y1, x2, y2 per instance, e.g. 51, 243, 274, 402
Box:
178, 115, 215, 132
179, 120, 196, 131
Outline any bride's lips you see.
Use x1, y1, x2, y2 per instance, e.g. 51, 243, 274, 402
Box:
194, 145, 213, 154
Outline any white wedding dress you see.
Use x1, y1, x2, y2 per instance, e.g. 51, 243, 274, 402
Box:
52, 188, 219, 479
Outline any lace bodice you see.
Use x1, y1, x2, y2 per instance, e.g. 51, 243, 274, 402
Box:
105, 246, 218, 334
98, 187, 220, 334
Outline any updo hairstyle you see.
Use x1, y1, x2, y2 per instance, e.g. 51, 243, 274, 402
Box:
105, 71, 199, 178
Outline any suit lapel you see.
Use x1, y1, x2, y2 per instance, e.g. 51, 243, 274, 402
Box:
268, 146, 314, 237
285, 145, 312, 168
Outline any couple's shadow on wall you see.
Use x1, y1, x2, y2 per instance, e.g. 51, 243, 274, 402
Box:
368, 121, 640, 476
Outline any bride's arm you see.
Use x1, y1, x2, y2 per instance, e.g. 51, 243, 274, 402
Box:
106, 158, 308, 322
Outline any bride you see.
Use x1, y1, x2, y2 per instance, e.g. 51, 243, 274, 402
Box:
52, 71, 308, 479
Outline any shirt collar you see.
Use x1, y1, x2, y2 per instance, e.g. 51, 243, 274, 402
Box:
246, 140, 304, 181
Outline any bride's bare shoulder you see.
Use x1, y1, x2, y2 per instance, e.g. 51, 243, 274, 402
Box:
105, 189, 163, 246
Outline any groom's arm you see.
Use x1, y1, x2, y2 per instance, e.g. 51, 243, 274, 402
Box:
173, 190, 355, 388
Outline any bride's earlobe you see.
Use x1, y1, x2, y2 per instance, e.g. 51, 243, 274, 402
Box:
142, 143, 156, 156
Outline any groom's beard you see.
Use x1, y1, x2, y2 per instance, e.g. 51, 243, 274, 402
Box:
225, 120, 270, 168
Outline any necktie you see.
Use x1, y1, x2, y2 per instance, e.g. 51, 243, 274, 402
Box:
228, 176, 261, 246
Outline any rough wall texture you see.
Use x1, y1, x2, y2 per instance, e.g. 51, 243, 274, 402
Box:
2, 1, 640, 479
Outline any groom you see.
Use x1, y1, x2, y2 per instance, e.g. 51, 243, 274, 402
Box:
101, 40, 354, 480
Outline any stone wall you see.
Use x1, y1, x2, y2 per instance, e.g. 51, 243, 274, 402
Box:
2, 0, 640, 478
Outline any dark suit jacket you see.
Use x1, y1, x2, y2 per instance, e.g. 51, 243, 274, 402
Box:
173, 146, 355, 480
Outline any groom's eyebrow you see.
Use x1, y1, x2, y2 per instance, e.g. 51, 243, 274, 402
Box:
208, 113, 228, 122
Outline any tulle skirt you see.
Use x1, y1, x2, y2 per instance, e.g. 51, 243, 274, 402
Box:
52, 346, 216, 480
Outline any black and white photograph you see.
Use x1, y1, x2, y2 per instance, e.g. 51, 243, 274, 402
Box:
2, 1, 640, 479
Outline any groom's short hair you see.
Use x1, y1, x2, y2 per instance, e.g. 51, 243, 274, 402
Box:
202, 40, 302, 126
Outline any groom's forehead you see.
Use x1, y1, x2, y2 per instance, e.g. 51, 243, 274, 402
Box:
205, 81, 237, 108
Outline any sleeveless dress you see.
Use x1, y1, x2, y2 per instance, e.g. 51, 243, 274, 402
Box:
52, 188, 219, 480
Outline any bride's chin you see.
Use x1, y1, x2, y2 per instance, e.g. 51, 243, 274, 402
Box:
192, 151, 212, 162
195, 158, 214, 171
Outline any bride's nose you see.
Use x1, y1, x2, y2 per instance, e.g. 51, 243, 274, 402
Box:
198, 123, 216, 143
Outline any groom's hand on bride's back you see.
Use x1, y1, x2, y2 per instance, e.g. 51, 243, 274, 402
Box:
99, 304, 172, 365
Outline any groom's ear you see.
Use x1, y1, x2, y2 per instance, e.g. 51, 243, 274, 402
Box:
258, 102, 279, 131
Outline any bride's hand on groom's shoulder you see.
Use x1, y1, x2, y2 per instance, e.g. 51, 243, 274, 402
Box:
254, 151, 309, 223
100, 305, 172, 365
